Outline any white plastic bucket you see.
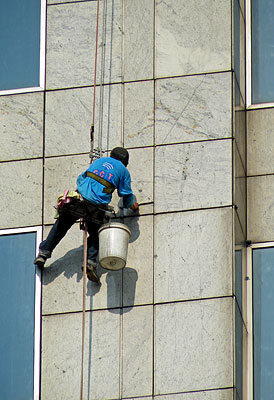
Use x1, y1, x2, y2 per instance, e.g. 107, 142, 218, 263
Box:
98, 222, 131, 271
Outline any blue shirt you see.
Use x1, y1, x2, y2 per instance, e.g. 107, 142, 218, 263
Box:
76, 157, 134, 208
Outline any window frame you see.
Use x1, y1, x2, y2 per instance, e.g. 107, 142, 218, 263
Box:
0, 0, 46, 96
246, 0, 274, 109
0, 226, 42, 400
245, 241, 274, 400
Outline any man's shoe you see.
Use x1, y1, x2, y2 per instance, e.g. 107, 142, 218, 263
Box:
34, 254, 47, 268
86, 261, 100, 284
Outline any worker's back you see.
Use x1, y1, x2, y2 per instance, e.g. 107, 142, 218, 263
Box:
76, 156, 133, 205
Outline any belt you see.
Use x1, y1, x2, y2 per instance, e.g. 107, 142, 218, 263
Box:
87, 171, 115, 194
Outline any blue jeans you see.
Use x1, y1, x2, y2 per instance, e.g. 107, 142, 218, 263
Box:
39, 213, 100, 263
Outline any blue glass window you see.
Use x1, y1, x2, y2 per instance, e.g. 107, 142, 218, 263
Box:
0, 232, 37, 399
252, 0, 274, 103
253, 247, 274, 400
235, 249, 243, 400
0, 0, 41, 91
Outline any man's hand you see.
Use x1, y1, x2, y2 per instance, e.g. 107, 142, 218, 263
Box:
130, 202, 139, 212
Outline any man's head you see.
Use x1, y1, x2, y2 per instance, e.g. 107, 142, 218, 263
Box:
110, 147, 129, 167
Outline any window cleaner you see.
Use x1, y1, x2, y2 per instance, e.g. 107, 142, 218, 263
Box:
34, 147, 139, 283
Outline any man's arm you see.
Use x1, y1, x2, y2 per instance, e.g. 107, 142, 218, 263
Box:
118, 169, 139, 211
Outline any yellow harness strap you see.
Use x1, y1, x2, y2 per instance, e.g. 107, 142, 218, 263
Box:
87, 171, 115, 194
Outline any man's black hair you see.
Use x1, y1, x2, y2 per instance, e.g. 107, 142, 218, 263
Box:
110, 147, 129, 166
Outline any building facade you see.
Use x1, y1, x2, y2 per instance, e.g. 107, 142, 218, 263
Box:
0, 0, 274, 399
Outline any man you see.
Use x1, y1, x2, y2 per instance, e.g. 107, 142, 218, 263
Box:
34, 147, 139, 283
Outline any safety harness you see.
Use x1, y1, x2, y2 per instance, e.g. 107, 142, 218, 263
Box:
87, 171, 115, 194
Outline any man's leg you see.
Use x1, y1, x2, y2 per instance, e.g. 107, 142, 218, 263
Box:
86, 221, 100, 283
34, 213, 78, 267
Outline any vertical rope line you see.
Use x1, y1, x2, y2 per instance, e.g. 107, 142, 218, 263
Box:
80, 225, 88, 400
152, 0, 156, 397
90, 0, 101, 158
98, 0, 107, 156
121, 0, 125, 147
81, 1, 101, 397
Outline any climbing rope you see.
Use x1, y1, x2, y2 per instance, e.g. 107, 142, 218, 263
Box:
80, 223, 88, 400
80, 0, 103, 399
97, 0, 107, 158
89, 0, 100, 163
89, 0, 107, 163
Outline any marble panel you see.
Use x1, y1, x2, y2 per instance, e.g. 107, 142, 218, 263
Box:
247, 108, 274, 176
45, 85, 122, 157
0, 159, 42, 229
155, 140, 232, 213
42, 222, 122, 315
154, 208, 233, 303
247, 175, 274, 242
43, 155, 90, 224
138, 203, 153, 216
235, 146, 246, 237
0, 92, 43, 161
41, 223, 84, 314
128, 147, 154, 205
235, 211, 245, 247
156, 0, 231, 78
122, 305, 153, 397
122, 215, 153, 306
124, 81, 154, 148
46, 1, 122, 89
126, 398, 152, 400
124, 0, 154, 81
107, 179, 153, 215
158, 388, 233, 400
234, 88, 246, 171
156, 73, 232, 145
233, 0, 246, 103
41, 310, 120, 400
238, 0, 245, 16
154, 298, 233, 394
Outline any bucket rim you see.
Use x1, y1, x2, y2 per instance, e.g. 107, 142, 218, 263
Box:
98, 222, 131, 235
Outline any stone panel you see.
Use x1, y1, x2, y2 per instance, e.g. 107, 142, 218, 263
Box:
124, 81, 154, 148
158, 389, 233, 400
155, 140, 232, 213
234, 91, 246, 171
235, 211, 245, 247
128, 147, 154, 205
46, 1, 122, 89
247, 108, 274, 176
239, 0, 245, 16
43, 155, 90, 224
0, 159, 42, 228
156, 0, 231, 78
156, 73, 232, 145
122, 215, 153, 306
124, 0, 154, 81
41, 310, 120, 400
122, 305, 153, 398
247, 175, 274, 242
42, 222, 122, 315
0, 92, 43, 162
233, 0, 246, 103
235, 146, 246, 237
154, 298, 233, 394
154, 208, 232, 303
45, 85, 122, 157
126, 398, 152, 400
